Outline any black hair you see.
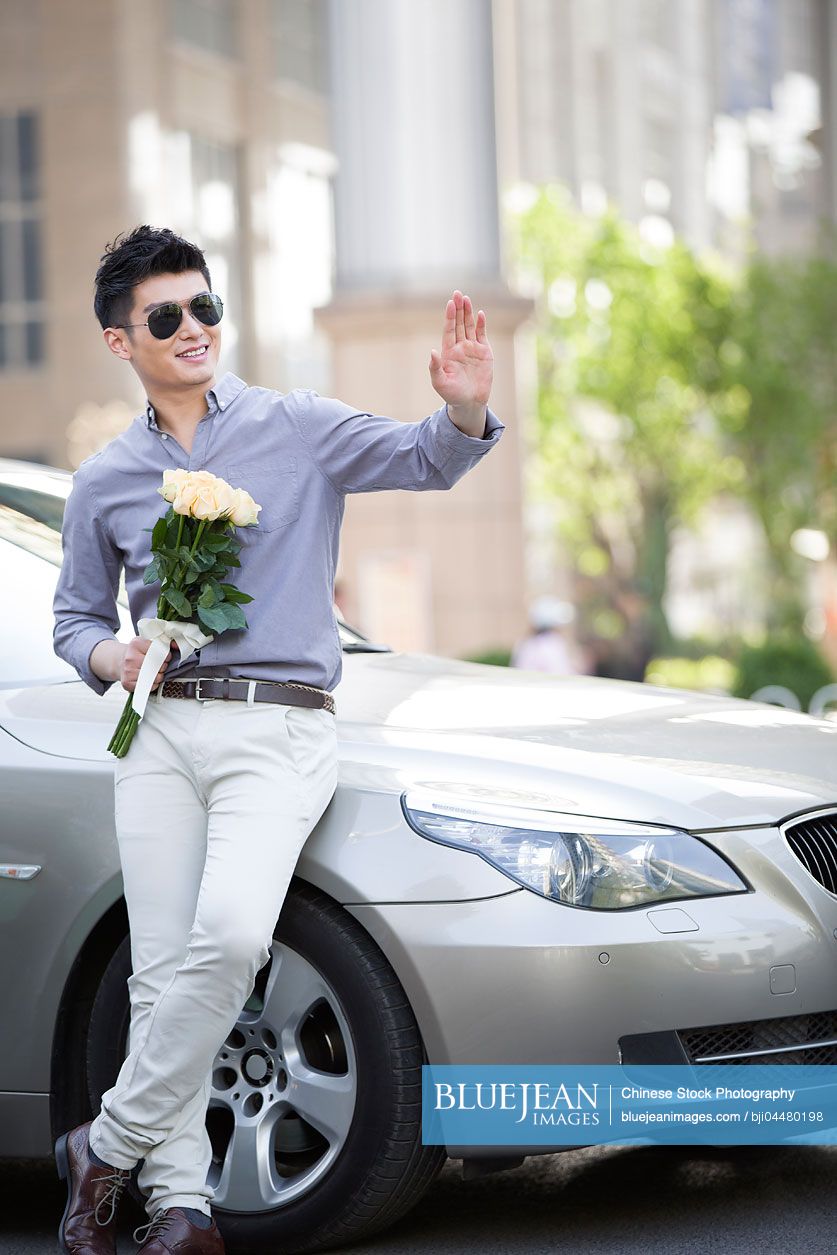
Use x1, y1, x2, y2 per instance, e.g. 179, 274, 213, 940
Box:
93, 225, 212, 331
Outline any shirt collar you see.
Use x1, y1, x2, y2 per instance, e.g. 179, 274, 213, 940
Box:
145, 372, 248, 430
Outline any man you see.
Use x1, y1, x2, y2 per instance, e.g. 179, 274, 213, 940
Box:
52, 225, 504, 1255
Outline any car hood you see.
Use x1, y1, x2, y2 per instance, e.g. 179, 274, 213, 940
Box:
3, 652, 837, 830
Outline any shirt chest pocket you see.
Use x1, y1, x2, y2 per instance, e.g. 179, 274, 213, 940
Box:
224, 458, 300, 534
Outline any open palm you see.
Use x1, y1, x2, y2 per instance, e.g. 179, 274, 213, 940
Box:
429, 290, 493, 408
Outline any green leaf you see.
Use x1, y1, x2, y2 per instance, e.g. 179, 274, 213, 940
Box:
142, 559, 160, 586
219, 583, 254, 604
196, 605, 226, 632
197, 603, 246, 633
204, 532, 232, 551
220, 602, 248, 630
198, 582, 223, 608
151, 515, 169, 548
191, 549, 217, 572
163, 588, 192, 617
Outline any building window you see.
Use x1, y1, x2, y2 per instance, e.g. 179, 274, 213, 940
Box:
271, 0, 329, 94
170, 0, 237, 59
0, 111, 44, 369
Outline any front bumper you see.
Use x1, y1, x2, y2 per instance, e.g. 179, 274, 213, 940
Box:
346, 824, 837, 1156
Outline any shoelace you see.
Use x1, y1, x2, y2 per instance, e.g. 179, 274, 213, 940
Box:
133, 1209, 175, 1247
92, 1165, 132, 1226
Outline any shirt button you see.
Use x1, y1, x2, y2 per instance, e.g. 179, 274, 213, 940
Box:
161, 433, 168, 439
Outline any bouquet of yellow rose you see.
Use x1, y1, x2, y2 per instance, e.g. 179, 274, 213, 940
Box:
107, 468, 262, 758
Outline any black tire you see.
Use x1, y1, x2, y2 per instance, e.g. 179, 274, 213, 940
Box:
86, 880, 446, 1253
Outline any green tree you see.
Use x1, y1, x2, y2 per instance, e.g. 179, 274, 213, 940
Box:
716, 241, 837, 632
509, 186, 743, 658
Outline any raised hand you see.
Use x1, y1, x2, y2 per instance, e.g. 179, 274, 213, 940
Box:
429, 290, 493, 409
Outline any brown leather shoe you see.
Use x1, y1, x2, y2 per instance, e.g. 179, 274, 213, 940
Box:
133, 1207, 225, 1252
54, 1119, 134, 1253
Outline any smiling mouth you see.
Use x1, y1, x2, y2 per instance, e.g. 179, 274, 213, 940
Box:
176, 344, 210, 360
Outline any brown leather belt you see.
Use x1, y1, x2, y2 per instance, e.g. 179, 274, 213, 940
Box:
158, 676, 336, 714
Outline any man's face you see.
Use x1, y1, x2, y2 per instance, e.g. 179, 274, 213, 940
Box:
104, 269, 222, 393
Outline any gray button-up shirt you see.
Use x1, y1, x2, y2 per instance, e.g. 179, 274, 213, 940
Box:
53, 372, 506, 696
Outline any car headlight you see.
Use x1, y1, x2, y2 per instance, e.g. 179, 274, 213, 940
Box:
401, 789, 748, 909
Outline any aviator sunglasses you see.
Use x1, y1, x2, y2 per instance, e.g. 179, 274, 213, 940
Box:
116, 292, 224, 340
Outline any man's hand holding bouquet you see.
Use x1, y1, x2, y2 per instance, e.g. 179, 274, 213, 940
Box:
107, 468, 261, 758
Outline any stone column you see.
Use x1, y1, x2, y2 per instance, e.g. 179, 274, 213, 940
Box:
317, 0, 530, 663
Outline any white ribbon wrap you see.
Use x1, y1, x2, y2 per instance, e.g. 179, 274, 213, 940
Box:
132, 617, 215, 719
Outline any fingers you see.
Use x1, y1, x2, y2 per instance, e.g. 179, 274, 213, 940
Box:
443, 291, 482, 349
441, 298, 456, 352
463, 294, 476, 339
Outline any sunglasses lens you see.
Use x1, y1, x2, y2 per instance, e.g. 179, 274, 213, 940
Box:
147, 303, 183, 339
192, 293, 223, 326
144, 294, 222, 337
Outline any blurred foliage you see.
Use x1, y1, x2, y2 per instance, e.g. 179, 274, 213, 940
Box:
507, 185, 837, 660
731, 637, 834, 707
464, 647, 513, 667
713, 240, 837, 632
509, 185, 740, 657
645, 654, 737, 692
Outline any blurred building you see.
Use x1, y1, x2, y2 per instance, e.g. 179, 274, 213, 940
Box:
495, 0, 716, 251
1, 0, 336, 461
713, 0, 830, 258
0, 0, 529, 665
495, 0, 832, 259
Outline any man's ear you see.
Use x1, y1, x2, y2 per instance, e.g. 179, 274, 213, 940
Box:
103, 326, 134, 360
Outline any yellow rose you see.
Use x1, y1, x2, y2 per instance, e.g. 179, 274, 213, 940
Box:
162, 468, 243, 522
227, 487, 262, 527
168, 471, 214, 518
157, 467, 190, 503
172, 476, 201, 517
191, 478, 230, 521
211, 478, 236, 518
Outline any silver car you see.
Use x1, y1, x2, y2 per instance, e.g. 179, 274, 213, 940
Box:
3, 457, 837, 1253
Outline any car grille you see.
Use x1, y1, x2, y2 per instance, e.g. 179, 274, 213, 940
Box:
678, 1010, 837, 1065
783, 812, 837, 894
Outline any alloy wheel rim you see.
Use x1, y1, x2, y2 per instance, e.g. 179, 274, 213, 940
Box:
204, 940, 358, 1211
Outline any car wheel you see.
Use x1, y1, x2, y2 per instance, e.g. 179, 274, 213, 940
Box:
86, 881, 446, 1253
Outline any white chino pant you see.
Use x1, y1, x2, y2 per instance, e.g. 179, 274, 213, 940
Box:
87, 686, 339, 1219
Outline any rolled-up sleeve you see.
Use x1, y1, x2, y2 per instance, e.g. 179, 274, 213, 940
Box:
290, 388, 505, 495
52, 471, 122, 696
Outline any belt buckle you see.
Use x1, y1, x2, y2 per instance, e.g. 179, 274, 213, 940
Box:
194, 678, 211, 702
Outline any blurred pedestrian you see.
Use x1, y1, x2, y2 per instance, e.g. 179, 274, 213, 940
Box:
511, 596, 589, 675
